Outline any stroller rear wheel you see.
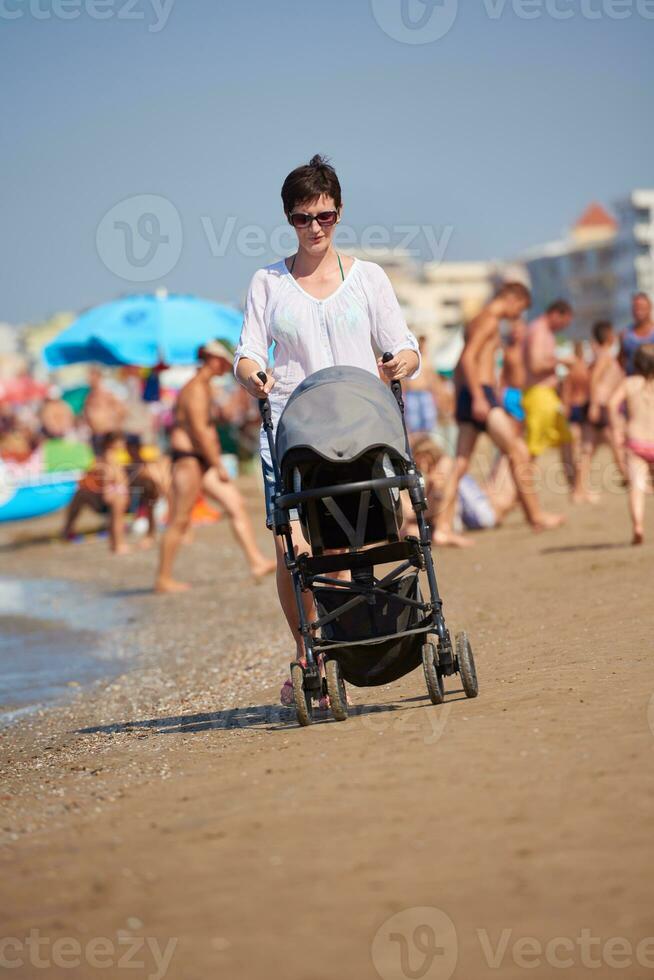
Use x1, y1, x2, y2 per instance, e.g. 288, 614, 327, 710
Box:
455, 631, 479, 698
290, 662, 313, 726
422, 641, 444, 705
325, 658, 348, 722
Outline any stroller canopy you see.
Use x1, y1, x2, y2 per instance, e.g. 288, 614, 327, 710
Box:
276, 366, 410, 466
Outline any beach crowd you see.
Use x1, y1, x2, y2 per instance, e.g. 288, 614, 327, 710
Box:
1, 291, 654, 570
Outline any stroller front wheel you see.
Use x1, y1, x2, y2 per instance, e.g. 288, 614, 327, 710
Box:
455, 631, 479, 698
422, 642, 444, 705
325, 658, 348, 722
290, 662, 314, 726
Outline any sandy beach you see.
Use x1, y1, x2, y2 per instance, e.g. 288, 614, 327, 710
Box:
1, 451, 653, 980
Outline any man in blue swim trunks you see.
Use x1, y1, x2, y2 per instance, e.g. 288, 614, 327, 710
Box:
435, 283, 564, 546
501, 317, 527, 430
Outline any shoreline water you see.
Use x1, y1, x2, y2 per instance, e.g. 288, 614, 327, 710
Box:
0, 576, 136, 725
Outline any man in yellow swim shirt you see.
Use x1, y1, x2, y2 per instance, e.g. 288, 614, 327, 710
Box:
523, 300, 575, 484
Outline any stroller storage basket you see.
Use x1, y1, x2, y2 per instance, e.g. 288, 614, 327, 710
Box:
314, 572, 430, 687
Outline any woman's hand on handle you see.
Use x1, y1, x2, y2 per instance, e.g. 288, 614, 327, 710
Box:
235, 356, 275, 398
378, 349, 419, 382
250, 370, 275, 399
246, 371, 275, 399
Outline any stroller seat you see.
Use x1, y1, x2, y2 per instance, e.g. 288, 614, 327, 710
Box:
283, 446, 404, 554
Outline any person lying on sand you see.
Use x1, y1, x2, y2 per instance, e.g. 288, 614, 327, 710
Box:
405, 435, 520, 544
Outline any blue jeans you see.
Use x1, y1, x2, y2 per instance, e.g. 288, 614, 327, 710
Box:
261, 456, 299, 529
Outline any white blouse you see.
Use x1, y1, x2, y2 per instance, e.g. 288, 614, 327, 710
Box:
234, 257, 420, 463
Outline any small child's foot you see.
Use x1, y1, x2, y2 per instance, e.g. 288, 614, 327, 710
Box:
632, 530, 644, 546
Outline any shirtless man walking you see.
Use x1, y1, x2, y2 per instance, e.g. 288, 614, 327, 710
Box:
561, 341, 590, 454
83, 367, 126, 455
155, 341, 274, 593
483, 317, 529, 518
523, 300, 575, 486
435, 283, 564, 547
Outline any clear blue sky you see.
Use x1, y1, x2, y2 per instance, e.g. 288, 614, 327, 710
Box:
2, 0, 653, 323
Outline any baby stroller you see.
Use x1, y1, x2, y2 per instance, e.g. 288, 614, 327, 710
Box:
258, 358, 478, 727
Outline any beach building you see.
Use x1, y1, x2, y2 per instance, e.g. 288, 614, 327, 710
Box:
345, 247, 506, 348
613, 189, 654, 327
523, 203, 618, 339
522, 192, 654, 337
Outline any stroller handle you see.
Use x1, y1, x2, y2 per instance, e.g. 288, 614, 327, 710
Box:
255, 371, 272, 418
382, 351, 403, 396
381, 352, 414, 464
381, 350, 403, 399
255, 371, 283, 488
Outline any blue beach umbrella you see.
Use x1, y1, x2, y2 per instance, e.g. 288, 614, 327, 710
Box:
43, 293, 243, 368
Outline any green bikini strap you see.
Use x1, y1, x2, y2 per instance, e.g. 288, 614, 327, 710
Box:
289, 253, 345, 281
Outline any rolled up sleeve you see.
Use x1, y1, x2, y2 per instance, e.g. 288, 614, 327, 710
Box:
234, 271, 270, 376
370, 265, 421, 378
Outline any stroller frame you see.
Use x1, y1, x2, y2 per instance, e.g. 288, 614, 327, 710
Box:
257, 358, 477, 725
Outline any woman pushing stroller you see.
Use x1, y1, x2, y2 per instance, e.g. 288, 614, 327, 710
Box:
234, 155, 420, 704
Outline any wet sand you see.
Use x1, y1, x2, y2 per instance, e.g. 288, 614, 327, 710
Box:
1, 455, 653, 980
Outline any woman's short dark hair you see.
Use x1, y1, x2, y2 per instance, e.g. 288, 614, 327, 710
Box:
634, 343, 654, 379
281, 154, 342, 217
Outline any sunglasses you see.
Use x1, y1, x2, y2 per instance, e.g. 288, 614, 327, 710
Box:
289, 210, 338, 229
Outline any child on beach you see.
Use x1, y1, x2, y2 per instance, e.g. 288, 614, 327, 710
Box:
562, 341, 590, 464
403, 436, 466, 544
609, 344, 654, 545
405, 435, 511, 543
573, 322, 625, 503
62, 432, 130, 554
